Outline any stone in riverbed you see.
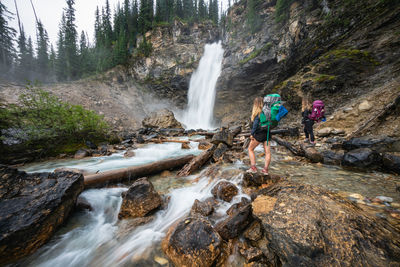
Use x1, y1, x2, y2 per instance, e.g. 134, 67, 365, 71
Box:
252, 180, 400, 266
215, 204, 253, 240
342, 148, 381, 168
162, 216, 222, 267
142, 108, 183, 129
118, 177, 162, 219
211, 181, 239, 202
74, 149, 91, 159
382, 152, 400, 174
198, 140, 213, 150
190, 197, 217, 217
211, 127, 233, 147
0, 166, 84, 265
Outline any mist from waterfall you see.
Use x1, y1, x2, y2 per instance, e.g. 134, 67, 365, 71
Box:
180, 41, 224, 130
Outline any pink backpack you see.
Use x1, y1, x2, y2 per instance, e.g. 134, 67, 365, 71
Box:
308, 100, 325, 121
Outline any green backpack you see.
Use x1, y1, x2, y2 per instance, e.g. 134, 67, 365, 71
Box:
259, 93, 281, 144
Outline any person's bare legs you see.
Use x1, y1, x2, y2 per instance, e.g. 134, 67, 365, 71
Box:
248, 137, 260, 166
263, 141, 271, 173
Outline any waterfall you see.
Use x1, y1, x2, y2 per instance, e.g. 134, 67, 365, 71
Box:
181, 41, 224, 130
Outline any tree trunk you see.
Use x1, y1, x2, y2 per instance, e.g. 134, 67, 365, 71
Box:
272, 136, 304, 156
84, 155, 195, 187
177, 145, 216, 177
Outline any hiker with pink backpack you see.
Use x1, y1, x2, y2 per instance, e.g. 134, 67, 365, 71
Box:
302, 100, 326, 145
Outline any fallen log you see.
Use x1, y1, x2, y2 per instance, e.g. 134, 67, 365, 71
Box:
272, 136, 304, 156
191, 132, 215, 137
237, 128, 299, 138
84, 155, 195, 187
177, 145, 216, 177
149, 138, 190, 144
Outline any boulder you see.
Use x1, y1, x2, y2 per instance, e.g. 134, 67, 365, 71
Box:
243, 172, 281, 187
76, 196, 93, 211
358, 100, 372, 112
74, 149, 90, 159
342, 148, 382, 168
162, 217, 222, 267
382, 152, 400, 174
316, 127, 333, 137
190, 197, 217, 217
142, 109, 183, 129
211, 128, 233, 147
213, 143, 228, 162
85, 140, 97, 149
118, 178, 162, 219
238, 242, 265, 263
124, 149, 135, 158
0, 166, 84, 265
321, 150, 344, 165
198, 140, 213, 150
211, 181, 239, 202
226, 197, 251, 216
215, 204, 253, 240
252, 181, 400, 266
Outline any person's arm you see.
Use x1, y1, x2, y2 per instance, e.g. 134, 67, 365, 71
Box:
251, 116, 259, 136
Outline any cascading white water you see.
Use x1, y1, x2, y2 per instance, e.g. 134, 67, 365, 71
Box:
180, 41, 224, 130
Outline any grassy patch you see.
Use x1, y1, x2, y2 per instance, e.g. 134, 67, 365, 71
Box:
315, 74, 336, 83
322, 49, 380, 65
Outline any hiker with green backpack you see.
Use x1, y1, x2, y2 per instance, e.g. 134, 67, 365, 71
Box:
247, 94, 288, 174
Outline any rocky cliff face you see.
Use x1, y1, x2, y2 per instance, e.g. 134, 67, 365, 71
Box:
128, 20, 219, 107
215, 0, 400, 138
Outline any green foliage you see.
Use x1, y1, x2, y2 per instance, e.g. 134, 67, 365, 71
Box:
322, 49, 380, 65
2, 85, 109, 143
246, 0, 263, 33
275, 0, 295, 23
137, 37, 153, 57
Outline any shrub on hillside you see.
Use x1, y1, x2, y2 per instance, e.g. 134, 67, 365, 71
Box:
0, 85, 109, 144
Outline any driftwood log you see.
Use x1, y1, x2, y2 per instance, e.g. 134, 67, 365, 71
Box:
84, 155, 195, 187
237, 128, 299, 138
148, 138, 191, 144
272, 136, 304, 156
177, 145, 216, 177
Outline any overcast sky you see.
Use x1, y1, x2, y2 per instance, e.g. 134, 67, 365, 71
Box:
4, 0, 229, 48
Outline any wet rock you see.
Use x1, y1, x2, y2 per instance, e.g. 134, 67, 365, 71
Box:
85, 140, 97, 149
0, 166, 84, 264
211, 127, 233, 147
238, 242, 265, 263
142, 109, 183, 129
382, 152, 400, 174
215, 204, 253, 240
162, 217, 222, 267
159, 128, 185, 136
211, 181, 239, 202
213, 143, 228, 162
53, 167, 86, 174
321, 150, 344, 165
74, 149, 90, 159
252, 180, 400, 266
118, 178, 162, 219
342, 148, 381, 168
226, 197, 251, 216
181, 142, 190, 149
316, 127, 333, 137
342, 136, 399, 153
190, 197, 217, 217
243, 172, 281, 187
198, 140, 213, 150
76, 196, 93, 211
136, 134, 145, 144
124, 149, 136, 158
243, 220, 263, 242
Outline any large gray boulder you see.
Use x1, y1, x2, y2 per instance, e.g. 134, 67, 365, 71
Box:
142, 109, 183, 129
0, 165, 84, 265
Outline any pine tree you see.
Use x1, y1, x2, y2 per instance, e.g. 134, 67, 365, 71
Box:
56, 13, 67, 80
198, 0, 207, 20
49, 44, 56, 79
0, 2, 16, 76
16, 25, 30, 80
36, 20, 49, 78
176, 0, 184, 19
183, 0, 194, 20
103, 0, 113, 47
64, 0, 79, 80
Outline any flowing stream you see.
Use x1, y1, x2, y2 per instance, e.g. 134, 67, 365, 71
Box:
179, 41, 224, 130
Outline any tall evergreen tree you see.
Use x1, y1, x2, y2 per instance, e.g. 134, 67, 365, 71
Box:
0, 2, 16, 76
103, 0, 113, 47
183, 0, 194, 20
198, 0, 207, 20
64, 0, 79, 80
36, 20, 49, 77
55, 13, 67, 80
15, 25, 30, 79
176, 0, 184, 19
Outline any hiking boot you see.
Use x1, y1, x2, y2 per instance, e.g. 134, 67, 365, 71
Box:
261, 168, 269, 175
246, 165, 258, 173
310, 141, 316, 146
